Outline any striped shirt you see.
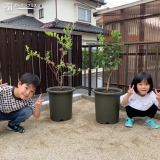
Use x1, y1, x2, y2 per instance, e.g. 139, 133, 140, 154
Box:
0, 85, 35, 113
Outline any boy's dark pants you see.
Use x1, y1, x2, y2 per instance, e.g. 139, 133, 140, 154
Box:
125, 104, 158, 118
0, 106, 32, 126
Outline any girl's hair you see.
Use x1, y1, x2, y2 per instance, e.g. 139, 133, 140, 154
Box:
131, 72, 153, 93
19, 73, 41, 90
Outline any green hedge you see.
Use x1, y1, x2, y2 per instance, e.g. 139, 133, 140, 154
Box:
82, 49, 103, 69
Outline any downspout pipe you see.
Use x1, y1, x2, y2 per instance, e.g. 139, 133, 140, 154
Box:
55, 0, 57, 18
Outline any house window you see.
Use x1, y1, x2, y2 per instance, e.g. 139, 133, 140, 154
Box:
39, 8, 44, 19
27, 3, 34, 14
78, 7, 91, 22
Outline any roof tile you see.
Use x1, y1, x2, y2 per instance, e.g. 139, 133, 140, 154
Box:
1, 15, 102, 33
41, 19, 103, 33
1, 15, 44, 28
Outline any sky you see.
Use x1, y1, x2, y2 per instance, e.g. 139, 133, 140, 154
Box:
98, 0, 141, 9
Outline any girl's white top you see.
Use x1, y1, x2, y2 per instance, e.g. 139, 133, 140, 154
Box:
120, 91, 159, 111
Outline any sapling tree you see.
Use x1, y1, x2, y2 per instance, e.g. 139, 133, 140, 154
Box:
96, 31, 124, 91
25, 24, 81, 89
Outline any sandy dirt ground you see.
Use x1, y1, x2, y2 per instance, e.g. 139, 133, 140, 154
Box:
0, 98, 160, 160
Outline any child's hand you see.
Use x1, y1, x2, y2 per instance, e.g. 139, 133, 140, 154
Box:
155, 89, 160, 102
35, 94, 44, 108
0, 79, 8, 86
127, 85, 134, 95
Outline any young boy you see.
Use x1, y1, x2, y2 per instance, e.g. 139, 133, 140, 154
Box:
0, 73, 43, 133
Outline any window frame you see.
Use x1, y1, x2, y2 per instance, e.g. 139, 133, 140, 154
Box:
78, 7, 91, 23
39, 8, 44, 19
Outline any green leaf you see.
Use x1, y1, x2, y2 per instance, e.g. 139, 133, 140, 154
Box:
102, 60, 106, 66
26, 55, 30, 60
53, 32, 56, 37
108, 62, 113, 65
25, 45, 29, 51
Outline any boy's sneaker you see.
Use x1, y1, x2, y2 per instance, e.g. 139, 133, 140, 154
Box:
7, 124, 25, 133
125, 117, 134, 127
145, 118, 159, 129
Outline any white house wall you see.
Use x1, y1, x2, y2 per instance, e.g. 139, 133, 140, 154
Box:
34, 0, 56, 23
82, 32, 97, 45
56, 0, 76, 23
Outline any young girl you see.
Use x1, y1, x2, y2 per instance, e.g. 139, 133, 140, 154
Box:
120, 72, 160, 129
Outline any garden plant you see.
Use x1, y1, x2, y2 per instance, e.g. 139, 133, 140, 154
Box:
96, 30, 124, 91
25, 23, 81, 89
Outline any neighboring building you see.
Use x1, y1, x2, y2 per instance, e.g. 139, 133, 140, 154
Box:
93, 0, 160, 59
96, 16, 103, 28
93, 0, 159, 42
0, 0, 106, 44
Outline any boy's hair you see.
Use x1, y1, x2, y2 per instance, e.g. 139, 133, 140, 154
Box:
19, 73, 40, 90
131, 72, 153, 93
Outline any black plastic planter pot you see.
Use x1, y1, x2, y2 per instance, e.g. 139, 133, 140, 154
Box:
46, 86, 75, 122
92, 87, 123, 124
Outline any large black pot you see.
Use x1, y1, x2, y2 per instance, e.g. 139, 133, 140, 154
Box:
92, 87, 123, 124
46, 86, 75, 122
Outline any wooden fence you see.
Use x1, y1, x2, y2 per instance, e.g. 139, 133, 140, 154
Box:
1, 24, 160, 96
0, 24, 82, 94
